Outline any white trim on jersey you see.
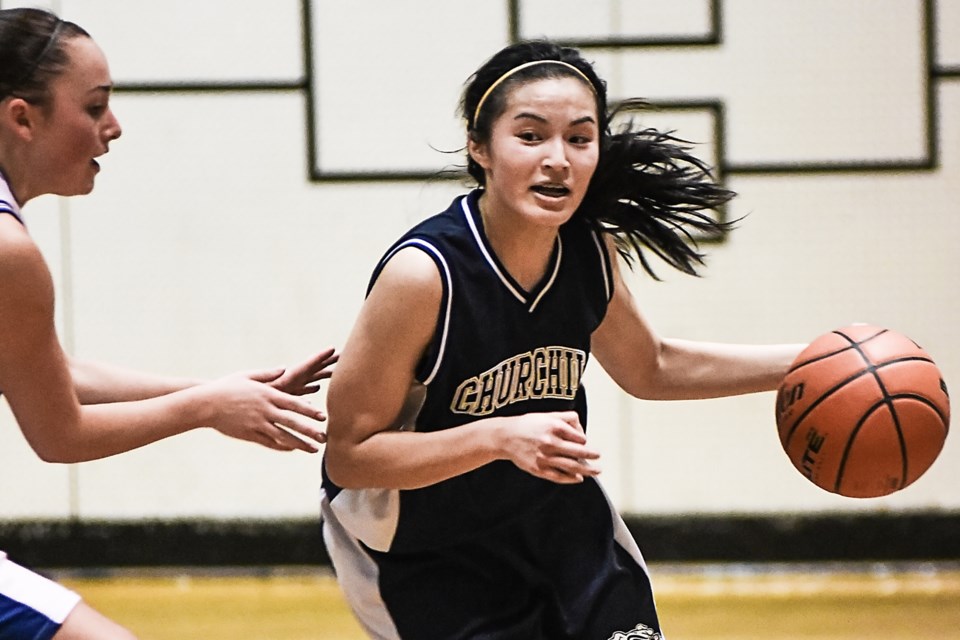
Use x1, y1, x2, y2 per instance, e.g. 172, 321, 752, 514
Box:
0, 172, 25, 223
460, 196, 565, 314
460, 198, 527, 304
590, 227, 612, 302
381, 238, 453, 386
0, 556, 81, 624
527, 238, 562, 313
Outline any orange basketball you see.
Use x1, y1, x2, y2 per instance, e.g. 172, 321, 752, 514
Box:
775, 324, 950, 498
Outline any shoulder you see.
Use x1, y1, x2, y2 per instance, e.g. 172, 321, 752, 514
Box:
369, 194, 475, 294
0, 216, 48, 281
374, 245, 444, 299
0, 216, 53, 308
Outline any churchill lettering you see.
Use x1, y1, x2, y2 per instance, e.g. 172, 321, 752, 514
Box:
451, 347, 586, 416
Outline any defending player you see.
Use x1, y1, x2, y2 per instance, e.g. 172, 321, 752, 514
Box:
0, 9, 335, 639
321, 40, 803, 638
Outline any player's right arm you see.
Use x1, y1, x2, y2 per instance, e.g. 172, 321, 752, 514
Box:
0, 223, 326, 461
323, 246, 600, 490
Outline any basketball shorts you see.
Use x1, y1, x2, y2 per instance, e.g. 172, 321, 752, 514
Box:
0, 554, 81, 640
323, 479, 664, 639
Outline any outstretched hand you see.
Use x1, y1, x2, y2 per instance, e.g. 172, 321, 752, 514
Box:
499, 411, 601, 484
271, 347, 339, 396
199, 368, 329, 453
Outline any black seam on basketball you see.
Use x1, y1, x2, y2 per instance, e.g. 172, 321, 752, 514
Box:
835, 398, 887, 493
849, 340, 909, 493
782, 327, 947, 496
782, 357, 939, 448
787, 330, 919, 375
834, 327, 888, 347
890, 393, 951, 430
876, 356, 936, 366
787, 345, 854, 373
783, 368, 874, 447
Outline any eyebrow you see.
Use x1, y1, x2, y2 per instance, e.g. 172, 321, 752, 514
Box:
513, 112, 597, 126
87, 84, 114, 95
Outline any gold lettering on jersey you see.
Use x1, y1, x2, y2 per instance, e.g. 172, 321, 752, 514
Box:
451, 347, 586, 416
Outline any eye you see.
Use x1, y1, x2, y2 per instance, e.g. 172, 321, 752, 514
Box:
569, 134, 593, 145
517, 130, 542, 143
87, 104, 107, 118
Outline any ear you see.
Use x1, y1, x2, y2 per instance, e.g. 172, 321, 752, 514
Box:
467, 133, 492, 172
0, 98, 38, 141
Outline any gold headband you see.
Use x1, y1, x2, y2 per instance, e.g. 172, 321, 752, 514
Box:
471, 60, 597, 127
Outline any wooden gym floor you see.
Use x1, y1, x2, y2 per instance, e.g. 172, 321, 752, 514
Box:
56, 562, 960, 639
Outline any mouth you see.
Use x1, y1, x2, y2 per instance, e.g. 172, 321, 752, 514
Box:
531, 183, 570, 198
91, 150, 107, 171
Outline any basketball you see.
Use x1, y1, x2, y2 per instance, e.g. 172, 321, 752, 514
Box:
775, 324, 950, 498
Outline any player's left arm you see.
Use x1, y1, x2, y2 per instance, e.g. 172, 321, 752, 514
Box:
69, 348, 337, 404
591, 236, 803, 400
69, 358, 201, 403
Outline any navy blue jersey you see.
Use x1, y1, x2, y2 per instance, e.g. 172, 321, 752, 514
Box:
322, 189, 613, 553
321, 190, 662, 638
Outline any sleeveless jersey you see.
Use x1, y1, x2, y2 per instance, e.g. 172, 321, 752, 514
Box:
322, 189, 614, 553
0, 171, 25, 226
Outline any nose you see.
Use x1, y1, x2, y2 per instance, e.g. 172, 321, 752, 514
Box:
542, 137, 570, 171
104, 107, 122, 141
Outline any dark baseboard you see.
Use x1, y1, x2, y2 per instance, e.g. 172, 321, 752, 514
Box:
1, 511, 957, 569
623, 511, 960, 563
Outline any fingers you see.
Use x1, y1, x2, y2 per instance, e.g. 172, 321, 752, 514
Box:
545, 453, 600, 483
311, 347, 338, 367
301, 348, 339, 377
554, 411, 587, 435
268, 401, 328, 445
538, 433, 601, 482
270, 389, 327, 422
228, 415, 326, 453
248, 425, 317, 453
244, 368, 285, 384
264, 422, 321, 453
538, 464, 597, 484
518, 412, 600, 484
545, 417, 596, 455
248, 430, 298, 452
531, 451, 599, 483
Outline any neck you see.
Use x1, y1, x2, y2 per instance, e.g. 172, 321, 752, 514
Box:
478, 193, 557, 290
0, 154, 30, 207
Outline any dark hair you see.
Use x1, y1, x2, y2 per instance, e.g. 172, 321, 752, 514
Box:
461, 40, 735, 279
0, 8, 89, 106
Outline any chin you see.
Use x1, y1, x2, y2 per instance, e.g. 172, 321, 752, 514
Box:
56, 184, 94, 197
529, 204, 578, 227
76, 178, 97, 195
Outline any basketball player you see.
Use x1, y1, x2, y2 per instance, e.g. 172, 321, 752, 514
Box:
321, 40, 805, 638
0, 9, 335, 639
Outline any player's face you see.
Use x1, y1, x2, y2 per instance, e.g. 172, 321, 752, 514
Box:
30, 37, 121, 197
470, 76, 599, 230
